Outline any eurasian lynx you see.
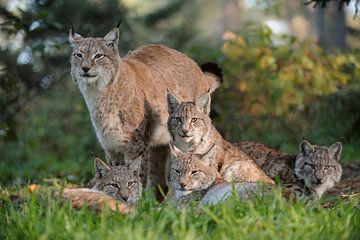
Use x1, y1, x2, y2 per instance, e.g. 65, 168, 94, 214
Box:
69, 24, 221, 197
169, 140, 343, 205
236, 140, 343, 199
168, 145, 272, 205
291, 139, 343, 199
87, 158, 143, 203
167, 92, 274, 184
168, 143, 222, 203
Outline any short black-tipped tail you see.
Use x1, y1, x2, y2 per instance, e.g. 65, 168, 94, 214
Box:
201, 62, 223, 83
200, 62, 223, 93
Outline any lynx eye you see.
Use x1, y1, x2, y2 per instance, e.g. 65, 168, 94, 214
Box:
175, 117, 182, 123
172, 168, 180, 175
110, 183, 120, 188
303, 163, 315, 169
74, 53, 83, 59
94, 53, 104, 59
191, 118, 198, 123
324, 165, 334, 171
191, 170, 200, 176
127, 181, 136, 187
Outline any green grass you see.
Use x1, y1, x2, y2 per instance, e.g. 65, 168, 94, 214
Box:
1, 185, 359, 240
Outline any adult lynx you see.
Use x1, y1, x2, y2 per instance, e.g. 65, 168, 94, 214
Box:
69, 24, 221, 197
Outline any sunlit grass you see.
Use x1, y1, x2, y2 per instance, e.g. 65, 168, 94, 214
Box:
1, 186, 359, 240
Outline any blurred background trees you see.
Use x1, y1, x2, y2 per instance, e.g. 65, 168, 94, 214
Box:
0, 0, 359, 185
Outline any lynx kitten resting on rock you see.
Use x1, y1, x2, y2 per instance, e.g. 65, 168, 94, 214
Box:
87, 158, 143, 203
69, 23, 221, 196
167, 92, 274, 184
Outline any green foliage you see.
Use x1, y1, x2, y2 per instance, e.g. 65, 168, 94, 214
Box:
0, 0, 200, 185
1, 186, 359, 240
0, 81, 99, 185
211, 23, 360, 153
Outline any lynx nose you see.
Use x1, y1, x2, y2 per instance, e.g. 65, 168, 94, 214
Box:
180, 182, 186, 189
82, 66, 90, 73
121, 195, 129, 202
314, 177, 323, 184
182, 129, 189, 135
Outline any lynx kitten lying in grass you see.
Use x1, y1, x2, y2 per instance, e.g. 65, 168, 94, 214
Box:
169, 140, 343, 205
61, 158, 142, 213
87, 158, 143, 203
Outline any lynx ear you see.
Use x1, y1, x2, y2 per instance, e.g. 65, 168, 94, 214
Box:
127, 157, 142, 176
197, 143, 217, 166
169, 142, 183, 157
300, 139, 314, 156
328, 142, 342, 162
69, 27, 83, 48
94, 158, 110, 177
195, 91, 211, 115
167, 92, 180, 114
104, 27, 119, 50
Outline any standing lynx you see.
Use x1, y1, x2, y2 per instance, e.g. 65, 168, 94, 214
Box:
167, 92, 274, 184
69, 24, 221, 197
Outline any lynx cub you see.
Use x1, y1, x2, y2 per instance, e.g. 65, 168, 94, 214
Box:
169, 143, 222, 203
69, 24, 221, 196
167, 92, 274, 184
169, 144, 272, 205
290, 139, 343, 199
236, 140, 343, 200
169, 139, 343, 205
87, 158, 143, 203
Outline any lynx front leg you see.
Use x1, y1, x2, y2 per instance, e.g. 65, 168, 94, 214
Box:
148, 144, 170, 201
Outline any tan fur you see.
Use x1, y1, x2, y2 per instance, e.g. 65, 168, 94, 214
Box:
69, 27, 221, 197
61, 188, 135, 214
167, 92, 274, 185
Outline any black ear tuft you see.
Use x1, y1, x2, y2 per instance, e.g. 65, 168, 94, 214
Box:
116, 19, 122, 28
70, 22, 75, 35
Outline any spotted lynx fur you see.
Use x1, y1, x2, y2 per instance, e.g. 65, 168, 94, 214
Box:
169, 144, 273, 205
69, 24, 221, 196
87, 158, 143, 203
234, 141, 297, 182
290, 140, 343, 199
167, 92, 274, 185
169, 139, 343, 205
